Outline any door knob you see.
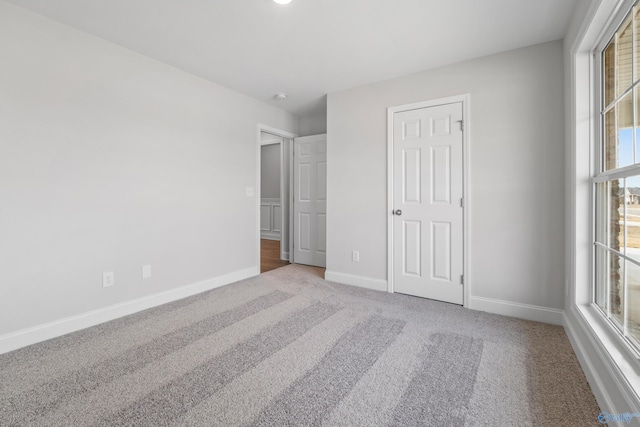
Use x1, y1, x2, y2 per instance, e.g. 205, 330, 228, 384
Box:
393, 209, 402, 216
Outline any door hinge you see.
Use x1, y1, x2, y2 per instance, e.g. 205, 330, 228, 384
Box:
457, 120, 464, 131
460, 198, 464, 208
461, 274, 464, 285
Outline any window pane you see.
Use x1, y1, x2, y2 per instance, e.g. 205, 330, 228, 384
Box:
605, 93, 634, 170
596, 180, 624, 249
618, 14, 633, 96
621, 93, 634, 167
620, 128, 635, 168
610, 179, 624, 252
595, 245, 609, 312
596, 179, 629, 327
605, 107, 617, 170
620, 92, 634, 129
625, 176, 640, 258
596, 182, 608, 245
635, 6, 640, 84
605, 40, 616, 107
627, 261, 640, 345
635, 88, 640, 162
610, 251, 624, 329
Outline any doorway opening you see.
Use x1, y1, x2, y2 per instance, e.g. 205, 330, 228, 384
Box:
256, 125, 328, 274
257, 126, 296, 274
260, 133, 289, 272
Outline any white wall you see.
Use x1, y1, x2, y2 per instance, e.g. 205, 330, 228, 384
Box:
261, 144, 281, 199
299, 110, 327, 136
327, 40, 565, 314
0, 1, 298, 339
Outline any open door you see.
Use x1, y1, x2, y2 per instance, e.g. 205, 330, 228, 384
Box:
292, 134, 327, 267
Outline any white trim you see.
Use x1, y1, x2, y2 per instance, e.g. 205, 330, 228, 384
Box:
280, 141, 287, 260
564, 305, 640, 416
260, 233, 281, 241
592, 162, 640, 181
325, 271, 388, 292
279, 139, 295, 262
594, 0, 636, 53
386, 94, 471, 306
467, 296, 564, 325
0, 267, 258, 355
463, 96, 471, 308
258, 124, 297, 140
257, 124, 298, 270
386, 107, 394, 292
289, 138, 295, 264
387, 94, 470, 114
261, 140, 281, 147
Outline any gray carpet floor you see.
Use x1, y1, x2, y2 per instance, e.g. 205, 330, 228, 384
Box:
0, 264, 601, 426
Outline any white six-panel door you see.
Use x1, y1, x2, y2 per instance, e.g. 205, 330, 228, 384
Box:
293, 134, 327, 267
392, 102, 463, 304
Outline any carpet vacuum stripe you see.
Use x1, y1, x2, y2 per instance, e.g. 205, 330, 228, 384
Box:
174, 309, 367, 427
98, 301, 339, 426
248, 314, 407, 426
390, 332, 484, 426
1, 290, 292, 425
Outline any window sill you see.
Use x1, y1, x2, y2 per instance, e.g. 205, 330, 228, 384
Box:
573, 303, 640, 408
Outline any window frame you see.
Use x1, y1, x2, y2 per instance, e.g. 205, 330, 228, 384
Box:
592, 0, 640, 361
567, 0, 640, 410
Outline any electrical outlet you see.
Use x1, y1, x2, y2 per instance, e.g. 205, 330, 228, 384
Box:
142, 264, 152, 279
352, 250, 360, 262
103, 272, 114, 288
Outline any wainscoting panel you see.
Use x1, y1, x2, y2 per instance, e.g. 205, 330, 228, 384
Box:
261, 198, 281, 240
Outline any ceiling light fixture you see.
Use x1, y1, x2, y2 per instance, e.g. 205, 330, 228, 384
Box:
273, 0, 292, 4
274, 93, 287, 101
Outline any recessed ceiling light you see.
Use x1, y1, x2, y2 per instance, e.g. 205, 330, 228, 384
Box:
273, 0, 292, 4
274, 93, 287, 101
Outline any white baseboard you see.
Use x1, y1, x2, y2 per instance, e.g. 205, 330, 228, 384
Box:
0, 266, 259, 355
325, 271, 388, 292
564, 305, 640, 419
467, 296, 564, 325
282, 251, 289, 261
260, 233, 281, 241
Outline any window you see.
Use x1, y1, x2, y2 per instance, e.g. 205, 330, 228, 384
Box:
595, 2, 640, 354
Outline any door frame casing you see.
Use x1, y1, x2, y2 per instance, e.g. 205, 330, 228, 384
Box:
386, 94, 471, 307
256, 124, 297, 271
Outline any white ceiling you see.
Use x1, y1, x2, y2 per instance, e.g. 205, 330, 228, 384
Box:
8, 0, 579, 117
